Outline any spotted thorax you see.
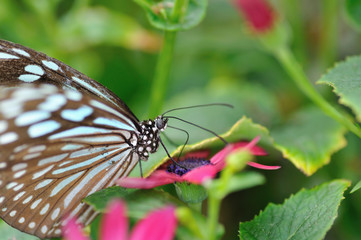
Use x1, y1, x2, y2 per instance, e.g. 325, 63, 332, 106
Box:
136, 117, 168, 160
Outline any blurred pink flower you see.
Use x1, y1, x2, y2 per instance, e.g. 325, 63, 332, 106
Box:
63, 200, 177, 240
233, 0, 276, 33
117, 137, 280, 189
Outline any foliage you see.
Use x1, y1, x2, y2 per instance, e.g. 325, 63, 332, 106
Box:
1, 0, 361, 240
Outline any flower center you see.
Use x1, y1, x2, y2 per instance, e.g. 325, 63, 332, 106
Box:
166, 157, 212, 176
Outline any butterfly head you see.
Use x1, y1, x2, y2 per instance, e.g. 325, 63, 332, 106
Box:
137, 116, 168, 160
154, 116, 168, 132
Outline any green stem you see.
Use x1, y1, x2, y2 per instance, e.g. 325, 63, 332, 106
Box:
280, 0, 307, 65
172, 0, 187, 22
319, 0, 339, 68
189, 202, 202, 212
207, 193, 221, 240
275, 47, 361, 138
148, 0, 187, 118
148, 31, 177, 118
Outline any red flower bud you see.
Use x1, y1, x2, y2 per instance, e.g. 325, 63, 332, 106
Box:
234, 0, 276, 33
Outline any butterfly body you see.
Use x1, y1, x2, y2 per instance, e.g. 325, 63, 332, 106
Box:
0, 40, 165, 238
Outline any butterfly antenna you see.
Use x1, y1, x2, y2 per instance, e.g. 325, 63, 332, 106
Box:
168, 125, 190, 159
138, 158, 143, 178
161, 103, 233, 116
163, 116, 228, 145
159, 137, 187, 169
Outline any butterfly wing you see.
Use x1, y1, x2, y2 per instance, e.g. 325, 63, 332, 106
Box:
0, 84, 140, 238
0, 39, 139, 123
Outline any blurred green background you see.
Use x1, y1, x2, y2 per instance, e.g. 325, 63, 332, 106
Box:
0, 0, 361, 239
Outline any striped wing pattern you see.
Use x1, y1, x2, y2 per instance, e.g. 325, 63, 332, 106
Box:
0, 84, 140, 238
0, 39, 138, 121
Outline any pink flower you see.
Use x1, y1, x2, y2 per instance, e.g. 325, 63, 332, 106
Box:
63, 200, 177, 240
117, 137, 280, 189
233, 0, 276, 33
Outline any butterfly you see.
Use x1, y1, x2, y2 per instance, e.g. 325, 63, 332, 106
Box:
0, 39, 169, 238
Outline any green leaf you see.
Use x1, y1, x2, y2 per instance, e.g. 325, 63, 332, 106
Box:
223, 172, 265, 196
350, 180, 361, 193
174, 182, 208, 204
272, 107, 346, 175
239, 180, 350, 240
318, 55, 361, 122
85, 187, 184, 218
130, 116, 273, 177
345, 0, 361, 31
134, 0, 207, 31
59, 6, 160, 52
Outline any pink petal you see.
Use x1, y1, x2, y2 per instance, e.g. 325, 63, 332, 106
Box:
183, 150, 210, 160
247, 161, 281, 170
210, 137, 267, 170
101, 200, 128, 240
62, 217, 89, 240
117, 170, 183, 189
232, 142, 267, 156
210, 145, 233, 166
129, 206, 177, 240
234, 0, 276, 33
182, 165, 218, 184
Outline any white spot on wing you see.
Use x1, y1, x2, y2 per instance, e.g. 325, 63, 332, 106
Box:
12, 163, 27, 172
13, 191, 25, 201
51, 208, 60, 220
35, 179, 53, 190
38, 94, 67, 112
32, 165, 53, 180
0, 53, 19, 59
42, 60, 59, 71
25, 65, 44, 75
13, 183, 24, 191
65, 90, 82, 101
18, 74, 41, 82
12, 48, 30, 57
14, 170, 26, 179
15, 110, 50, 127
72, 76, 106, 101
23, 195, 33, 204
0, 132, 18, 144
0, 162, 6, 169
28, 222, 36, 229
9, 210, 16, 217
41, 225, 48, 234
90, 100, 136, 130
49, 126, 112, 140
61, 106, 93, 122
23, 152, 41, 160
19, 217, 25, 223
0, 121, 8, 133
6, 182, 17, 190
40, 203, 50, 215
28, 120, 61, 138
61, 144, 83, 151
50, 171, 83, 197
31, 198, 42, 209
28, 145, 46, 153
38, 153, 68, 166
93, 117, 133, 131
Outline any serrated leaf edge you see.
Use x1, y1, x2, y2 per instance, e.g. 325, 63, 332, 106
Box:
317, 55, 361, 122
239, 180, 351, 240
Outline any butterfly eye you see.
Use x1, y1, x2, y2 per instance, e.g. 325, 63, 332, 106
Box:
155, 117, 167, 131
